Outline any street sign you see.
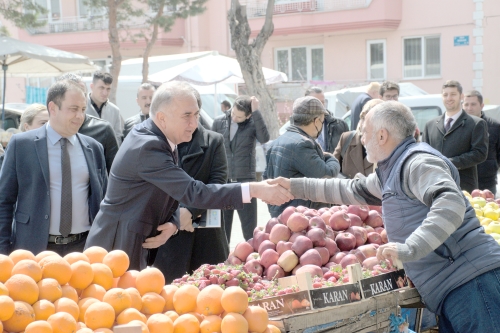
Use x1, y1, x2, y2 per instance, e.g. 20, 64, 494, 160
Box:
454, 36, 469, 46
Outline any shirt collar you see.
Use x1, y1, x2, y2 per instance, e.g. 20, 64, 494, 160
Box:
445, 109, 462, 123
46, 122, 77, 146
166, 138, 176, 152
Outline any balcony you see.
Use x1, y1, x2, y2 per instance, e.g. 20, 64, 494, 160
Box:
245, 0, 372, 18
26, 16, 109, 35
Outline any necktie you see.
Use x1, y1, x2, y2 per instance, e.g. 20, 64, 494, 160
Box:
445, 118, 453, 132
59, 138, 72, 237
173, 148, 179, 165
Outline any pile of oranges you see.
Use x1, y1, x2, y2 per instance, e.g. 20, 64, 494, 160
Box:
0, 247, 281, 333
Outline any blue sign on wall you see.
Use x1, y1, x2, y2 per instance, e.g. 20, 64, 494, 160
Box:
454, 36, 469, 46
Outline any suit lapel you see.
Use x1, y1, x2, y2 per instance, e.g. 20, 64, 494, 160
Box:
436, 114, 446, 136
180, 127, 206, 169
446, 111, 466, 136
34, 126, 50, 191
77, 134, 97, 187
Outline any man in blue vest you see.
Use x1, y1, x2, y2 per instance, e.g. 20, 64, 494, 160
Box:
270, 101, 500, 332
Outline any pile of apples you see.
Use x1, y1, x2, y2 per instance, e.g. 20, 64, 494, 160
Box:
227, 205, 389, 282
464, 189, 500, 244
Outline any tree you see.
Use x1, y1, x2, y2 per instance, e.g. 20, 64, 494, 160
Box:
228, 0, 279, 138
0, 1, 48, 30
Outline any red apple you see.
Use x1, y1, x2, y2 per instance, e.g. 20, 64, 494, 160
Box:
471, 189, 482, 198
265, 217, 280, 233
365, 210, 384, 228
309, 216, 327, 231
258, 240, 276, 255
321, 211, 332, 226
276, 241, 293, 255
253, 226, 264, 238
296, 264, 324, 278
253, 231, 270, 251
329, 206, 342, 213
368, 205, 383, 214
318, 208, 328, 215
374, 227, 385, 234
279, 206, 297, 225
260, 249, 280, 269
330, 252, 346, 264
269, 224, 291, 244
335, 232, 357, 251
329, 211, 351, 231
246, 238, 254, 250
243, 259, 263, 276
300, 249, 322, 267
266, 264, 285, 280
233, 242, 254, 261
345, 226, 368, 247
364, 225, 375, 234
340, 254, 359, 268
381, 229, 388, 243
292, 264, 302, 275
314, 247, 330, 265
347, 205, 369, 221
227, 255, 242, 265
325, 226, 336, 240
357, 244, 377, 259
362, 257, 380, 270
289, 231, 306, 243
246, 252, 260, 262
287, 213, 310, 233
484, 189, 495, 199
351, 249, 366, 263
296, 206, 307, 213
347, 213, 363, 227
304, 209, 319, 217
367, 232, 383, 245
306, 228, 327, 247
325, 238, 339, 256
291, 235, 313, 257
277, 250, 299, 272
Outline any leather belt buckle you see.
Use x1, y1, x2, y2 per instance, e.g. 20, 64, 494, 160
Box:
54, 235, 69, 245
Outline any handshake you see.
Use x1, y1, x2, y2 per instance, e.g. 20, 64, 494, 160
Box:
249, 177, 293, 206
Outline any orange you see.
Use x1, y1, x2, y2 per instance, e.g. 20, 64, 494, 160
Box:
25, 320, 53, 333
47, 312, 77, 333
118, 270, 139, 289
141, 292, 166, 315
61, 285, 79, 303
54, 297, 79, 321
64, 252, 90, 265
9, 249, 36, 265
173, 313, 200, 333
147, 313, 174, 333
196, 284, 224, 316
91, 263, 114, 290
129, 320, 150, 333
243, 306, 269, 333
220, 286, 248, 314
5, 274, 39, 305
68, 261, 94, 290
221, 313, 248, 333
135, 267, 165, 295
0, 281, 9, 296
173, 284, 199, 315
161, 285, 178, 311
164, 310, 180, 323
11, 259, 42, 282
37, 278, 62, 302
78, 297, 100, 322
200, 315, 222, 333
112, 277, 120, 288
81, 283, 106, 301
83, 246, 108, 264
116, 308, 147, 325
2, 301, 35, 333
0, 295, 15, 321
76, 321, 87, 330
38, 256, 72, 285
126, 287, 143, 310
103, 287, 132, 315
84, 301, 115, 330
268, 324, 281, 333
32, 299, 56, 320
102, 250, 130, 278
34, 251, 60, 263
0, 254, 14, 283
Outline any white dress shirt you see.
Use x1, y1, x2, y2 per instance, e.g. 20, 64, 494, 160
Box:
46, 123, 91, 235
444, 110, 463, 130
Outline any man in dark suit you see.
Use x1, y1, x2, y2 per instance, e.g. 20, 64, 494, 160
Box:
423, 80, 488, 193
0, 80, 108, 255
350, 82, 380, 130
84, 81, 293, 270
463, 90, 500, 194
123, 83, 156, 139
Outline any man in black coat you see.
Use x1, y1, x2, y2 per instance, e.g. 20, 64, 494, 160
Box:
423, 80, 488, 193
123, 83, 155, 138
463, 90, 500, 194
305, 87, 348, 152
79, 114, 118, 173
350, 82, 380, 130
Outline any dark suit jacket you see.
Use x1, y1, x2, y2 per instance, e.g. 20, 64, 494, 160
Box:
0, 126, 107, 254
333, 131, 374, 178
123, 112, 148, 139
422, 111, 488, 193
154, 124, 229, 282
477, 112, 500, 192
324, 111, 349, 153
350, 93, 371, 130
85, 118, 244, 270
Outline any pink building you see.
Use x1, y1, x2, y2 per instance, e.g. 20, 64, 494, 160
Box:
2, 0, 500, 104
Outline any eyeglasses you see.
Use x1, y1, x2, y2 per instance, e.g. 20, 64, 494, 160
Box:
383, 94, 399, 101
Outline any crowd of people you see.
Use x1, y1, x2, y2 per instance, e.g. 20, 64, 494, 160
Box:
1, 70, 500, 332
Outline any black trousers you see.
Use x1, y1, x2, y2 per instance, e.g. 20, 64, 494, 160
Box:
224, 178, 257, 243
46, 235, 87, 256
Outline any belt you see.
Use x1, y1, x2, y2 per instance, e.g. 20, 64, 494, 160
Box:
228, 179, 239, 183
48, 231, 89, 245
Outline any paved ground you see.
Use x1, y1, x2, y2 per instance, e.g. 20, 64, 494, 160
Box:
228, 199, 271, 251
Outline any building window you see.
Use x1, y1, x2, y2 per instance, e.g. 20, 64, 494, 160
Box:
275, 46, 324, 81
78, 0, 106, 19
403, 36, 440, 78
367, 39, 386, 80
29, 0, 61, 21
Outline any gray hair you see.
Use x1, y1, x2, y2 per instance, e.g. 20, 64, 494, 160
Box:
369, 101, 417, 142
305, 86, 323, 96
150, 81, 196, 117
56, 73, 87, 93
137, 82, 155, 96
20, 103, 47, 132
357, 99, 383, 132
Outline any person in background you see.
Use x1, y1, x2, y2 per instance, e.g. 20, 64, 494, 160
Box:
154, 88, 229, 282
379, 81, 400, 101
0, 80, 107, 256
350, 82, 380, 130
212, 95, 270, 243
270, 101, 500, 332
305, 87, 348, 152
264, 96, 340, 217
19, 104, 50, 132
422, 80, 488, 193
221, 100, 231, 113
123, 83, 156, 139
86, 71, 124, 145
333, 99, 382, 178
463, 90, 500, 194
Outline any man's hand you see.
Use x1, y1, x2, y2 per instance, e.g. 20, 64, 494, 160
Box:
179, 208, 194, 232
249, 180, 293, 206
266, 177, 291, 191
250, 96, 259, 112
376, 243, 399, 261
142, 222, 178, 249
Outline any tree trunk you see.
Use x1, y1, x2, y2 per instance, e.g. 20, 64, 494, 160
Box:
107, 0, 123, 104
141, 2, 164, 83
228, 0, 279, 139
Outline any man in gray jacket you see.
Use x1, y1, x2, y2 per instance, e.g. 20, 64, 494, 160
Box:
270, 101, 500, 332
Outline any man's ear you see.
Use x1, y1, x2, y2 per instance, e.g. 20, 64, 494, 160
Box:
379, 128, 389, 145
47, 101, 57, 115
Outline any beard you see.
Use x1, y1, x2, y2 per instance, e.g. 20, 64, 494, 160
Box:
364, 133, 383, 164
